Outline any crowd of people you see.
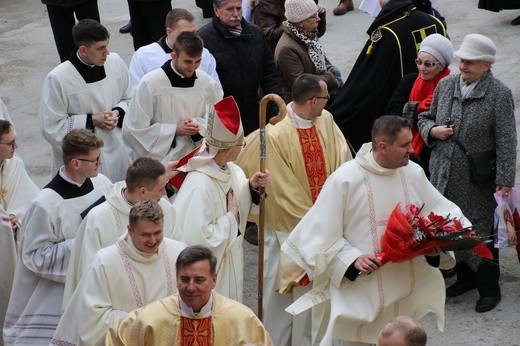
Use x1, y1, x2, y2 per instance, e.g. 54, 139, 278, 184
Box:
0, 0, 516, 345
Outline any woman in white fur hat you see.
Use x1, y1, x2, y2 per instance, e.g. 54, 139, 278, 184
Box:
418, 33, 517, 313
386, 33, 453, 177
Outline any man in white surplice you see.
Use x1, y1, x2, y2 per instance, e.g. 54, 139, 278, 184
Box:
128, 8, 220, 86
51, 200, 186, 346
123, 31, 222, 164
0, 120, 40, 345
172, 96, 269, 302
3, 129, 113, 345
39, 19, 132, 182
281, 116, 465, 345
63, 157, 183, 307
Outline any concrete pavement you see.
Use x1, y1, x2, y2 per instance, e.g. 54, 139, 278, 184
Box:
1, 0, 519, 344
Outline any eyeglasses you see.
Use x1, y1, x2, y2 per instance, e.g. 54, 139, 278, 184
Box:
415, 59, 440, 68
75, 155, 101, 164
308, 94, 330, 100
0, 139, 16, 148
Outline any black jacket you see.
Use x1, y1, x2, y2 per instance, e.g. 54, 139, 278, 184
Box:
326, 0, 446, 151
198, 17, 283, 135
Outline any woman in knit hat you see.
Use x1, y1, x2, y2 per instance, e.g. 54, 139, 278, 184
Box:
418, 34, 517, 314
386, 33, 453, 177
274, 0, 342, 102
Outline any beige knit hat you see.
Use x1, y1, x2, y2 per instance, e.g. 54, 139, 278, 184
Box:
454, 33, 496, 63
285, 0, 318, 23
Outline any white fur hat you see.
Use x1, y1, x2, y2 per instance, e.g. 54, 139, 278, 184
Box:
454, 33, 496, 63
419, 34, 453, 67
285, 0, 318, 23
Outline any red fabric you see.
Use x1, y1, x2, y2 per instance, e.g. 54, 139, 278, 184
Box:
376, 204, 493, 266
296, 126, 327, 203
214, 96, 241, 135
408, 67, 450, 157
180, 316, 212, 346
169, 145, 203, 189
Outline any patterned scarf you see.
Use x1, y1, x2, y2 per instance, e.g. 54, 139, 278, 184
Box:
283, 21, 326, 73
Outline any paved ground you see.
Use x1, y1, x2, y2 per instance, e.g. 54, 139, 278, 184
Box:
1, 0, 520, 344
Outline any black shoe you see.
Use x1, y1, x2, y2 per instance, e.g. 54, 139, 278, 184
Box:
512, 15, 520, 25
446, 280, 476, 297
119, 21, 132, 34
475, 296, 501, 313
441, 268, 456, 279
244, 224, 258, 246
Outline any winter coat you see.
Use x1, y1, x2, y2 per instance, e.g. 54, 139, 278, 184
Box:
274, 31, 332, 102
418, 72, 516, 237
198, 17, 283, 135
253, 0, 326, 53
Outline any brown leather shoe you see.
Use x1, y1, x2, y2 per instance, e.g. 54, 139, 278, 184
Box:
333, 0, 354, 15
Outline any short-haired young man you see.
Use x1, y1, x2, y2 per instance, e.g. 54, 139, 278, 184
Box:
62, 157, 182, 305
39, 19, 132, 182
3, 129, 113, 345
123, 31, 222, 164
281, 116, 466, 344
51, 200, 186, 346
129, 8, 220, 86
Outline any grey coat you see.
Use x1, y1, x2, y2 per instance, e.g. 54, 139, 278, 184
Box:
418, 71, 516, 244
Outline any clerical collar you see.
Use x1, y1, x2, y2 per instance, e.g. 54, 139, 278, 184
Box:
69, 50, 107, 84
158, 35, 173, 53
289, 104, 313, 129
120, 187, 133, 207
161, 60, 197, 88
59, 167, 85, 187
179, 291, 214, 318
76, 50, 95, 67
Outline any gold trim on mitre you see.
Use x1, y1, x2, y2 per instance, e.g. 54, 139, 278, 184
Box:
205, 96, 244, 149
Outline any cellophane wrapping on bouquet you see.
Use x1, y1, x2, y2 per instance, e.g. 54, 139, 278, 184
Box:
376, 203, 493, 266
493, 188, 518, 248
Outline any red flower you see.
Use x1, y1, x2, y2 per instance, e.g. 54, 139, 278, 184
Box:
376, 204, 493, 265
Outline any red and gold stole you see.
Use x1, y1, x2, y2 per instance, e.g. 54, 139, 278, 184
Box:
296, 126, 326, 203
180, 316, 212, 346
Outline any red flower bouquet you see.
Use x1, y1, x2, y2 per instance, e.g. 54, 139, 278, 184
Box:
376, 203, 493, 265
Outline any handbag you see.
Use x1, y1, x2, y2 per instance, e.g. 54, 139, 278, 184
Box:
452, 138, 496, 184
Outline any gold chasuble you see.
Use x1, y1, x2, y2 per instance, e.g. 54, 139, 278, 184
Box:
237, 107, 350, 232
101, 293, 273, 345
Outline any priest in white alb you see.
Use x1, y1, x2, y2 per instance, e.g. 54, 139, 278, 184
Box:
281, 116, 464, 345
123, 31, 222, 164
51, 200, 186, 346
3, 129, 113, 345
0, 120, 40, 344
63, 157, 182, 306
172, 96, 269, 302
237, 74, 351, 346
39, 19, 132, 182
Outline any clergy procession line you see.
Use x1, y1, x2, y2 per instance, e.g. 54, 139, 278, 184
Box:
0, 0, 517, 345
